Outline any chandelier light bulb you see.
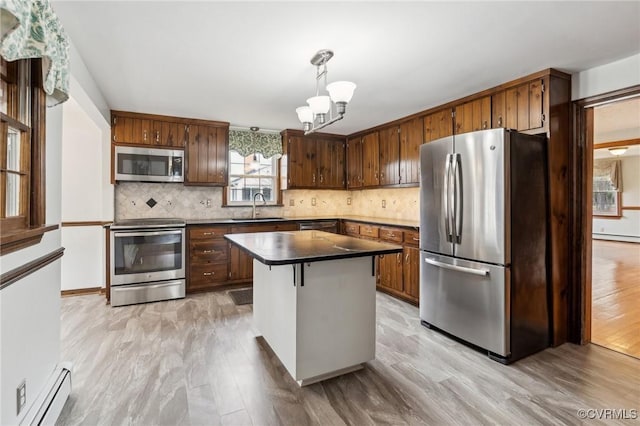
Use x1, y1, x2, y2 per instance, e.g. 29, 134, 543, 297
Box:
306, 96, 331, 115
326, 81, 356, 103
296, 106, 313, 124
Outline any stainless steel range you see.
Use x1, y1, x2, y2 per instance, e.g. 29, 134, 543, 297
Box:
110, 218, 186, 307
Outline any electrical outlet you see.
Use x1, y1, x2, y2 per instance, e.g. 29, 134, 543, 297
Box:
16, 380, 26, 415
347, 197, 351, 205
311, 198, 316, 206
289, 199, 295, 206
382, 200, 386, 208
206, 199, 212, 208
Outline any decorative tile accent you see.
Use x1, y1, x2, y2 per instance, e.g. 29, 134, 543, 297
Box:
146, 198, 157, 208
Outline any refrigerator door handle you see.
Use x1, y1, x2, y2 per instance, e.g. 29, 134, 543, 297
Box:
424, 257, 489, 276
453, 153, 463, 244
444, 154, 453, 242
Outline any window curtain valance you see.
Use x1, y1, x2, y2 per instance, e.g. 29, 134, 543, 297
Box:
1, 0, 70, 105
593, 158, 622, 192
229, 129, 282, 159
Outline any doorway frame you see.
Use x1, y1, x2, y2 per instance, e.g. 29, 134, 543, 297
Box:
572, 85, 640, 344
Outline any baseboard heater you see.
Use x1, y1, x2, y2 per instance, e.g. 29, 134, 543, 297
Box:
20, 363, 72, 426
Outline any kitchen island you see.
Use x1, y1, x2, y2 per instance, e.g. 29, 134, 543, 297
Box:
225, 230, 402, 385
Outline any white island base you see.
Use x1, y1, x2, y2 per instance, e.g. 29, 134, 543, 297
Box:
252, 256, 376, 386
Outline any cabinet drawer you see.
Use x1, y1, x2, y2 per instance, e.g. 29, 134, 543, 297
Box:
189, 226, 229, 240
189, 263, 228, 286
403, 230, 420, 246
379, 227, 403, 243
343, 221, 360, 236
359, 224, 380, 238
190, 240, 228, 262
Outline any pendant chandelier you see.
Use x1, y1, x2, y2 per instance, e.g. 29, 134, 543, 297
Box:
295, 49, 356, 135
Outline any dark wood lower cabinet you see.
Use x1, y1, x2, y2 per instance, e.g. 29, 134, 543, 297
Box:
342, 222, 420, 305
186, 220, 420, 305
378, 252, 403, 293
187, 222, 298, 292
403, 246, 420, 300
229, 244, 253, 281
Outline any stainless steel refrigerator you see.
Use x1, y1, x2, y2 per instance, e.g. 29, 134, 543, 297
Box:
419, 128, 550, 363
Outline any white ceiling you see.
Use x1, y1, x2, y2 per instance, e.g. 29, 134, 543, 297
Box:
51, 1, 640, 135
594, 97, 640, 143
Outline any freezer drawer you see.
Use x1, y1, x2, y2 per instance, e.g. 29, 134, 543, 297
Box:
420, 252, 509, 356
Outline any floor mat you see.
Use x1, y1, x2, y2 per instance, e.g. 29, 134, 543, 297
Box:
228, 288, 253, 305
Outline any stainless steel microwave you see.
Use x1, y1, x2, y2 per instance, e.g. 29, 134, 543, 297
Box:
114, 146, 184, 182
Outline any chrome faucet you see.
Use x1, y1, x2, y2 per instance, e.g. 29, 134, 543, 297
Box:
252, 192, 266, 219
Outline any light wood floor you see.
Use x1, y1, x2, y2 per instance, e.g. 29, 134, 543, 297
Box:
592, 239, 640, 359
57, 291, 640, 426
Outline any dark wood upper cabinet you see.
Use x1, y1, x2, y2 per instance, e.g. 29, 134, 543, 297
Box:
454, 96, 491, 134
493, 78, 545, 132
112, 111, 209, 148
492, 90, 506, 128
346, 136, 363, 189
185, 125, 228, 186
399, 117, 423, 185
379, 126, 400, 186
281, 130, 346, 189
316, 137, 346, 188
113, 115, 180, 147
528, 79, 544, 130
424, 108, 453, 143
361, 132, 380, 187
286, 134, 316, 188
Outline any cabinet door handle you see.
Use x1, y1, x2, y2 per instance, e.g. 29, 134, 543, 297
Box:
483, 121, 488, 129
498, 117, 503, 127
155, 130, 160, 143
203, 272, 215, 276
397, 253, 402, 264
412, 237, 419, 241
143, 130, 147, 141
202, 232, 214, 236
405, 254, 410, 263
320, 174, 324, 183
202, 250, 218, 254
312, 173, 316, 183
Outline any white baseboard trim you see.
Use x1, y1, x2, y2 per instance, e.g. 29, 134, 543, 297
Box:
20, 362, 72, 426
592, 233, 640, 243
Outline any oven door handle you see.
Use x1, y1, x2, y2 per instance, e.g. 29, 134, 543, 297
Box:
114, 230, 183, 238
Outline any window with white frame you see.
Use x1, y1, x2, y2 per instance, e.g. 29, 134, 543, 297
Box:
227, 151, 278, 204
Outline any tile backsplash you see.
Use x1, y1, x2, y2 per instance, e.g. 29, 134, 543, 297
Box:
283, 187, 419, 221
115, 182, 420, 221
114, 182, 284, 220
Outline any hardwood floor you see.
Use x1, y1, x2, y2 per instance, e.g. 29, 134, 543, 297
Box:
592, 239, 640, 359
57, 291, 640, 426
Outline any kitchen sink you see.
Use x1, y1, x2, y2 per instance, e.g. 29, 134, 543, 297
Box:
231, 217, 285, 221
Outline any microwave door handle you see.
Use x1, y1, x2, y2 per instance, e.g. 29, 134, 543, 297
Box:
453, 153, 462, 244
443, 154, 452, 242
168, 156, 173, 176
114, 230, 183, 238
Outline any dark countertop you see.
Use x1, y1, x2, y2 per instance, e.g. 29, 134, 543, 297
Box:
225, 230, 403, 266
187, 215, 419, 229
